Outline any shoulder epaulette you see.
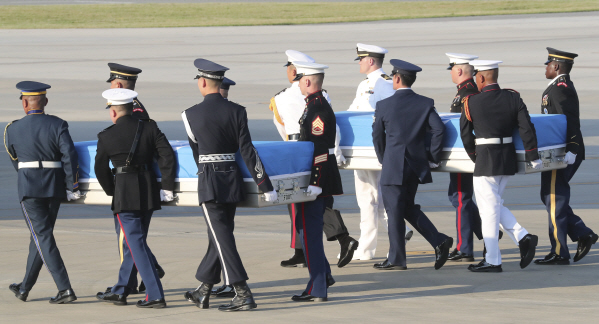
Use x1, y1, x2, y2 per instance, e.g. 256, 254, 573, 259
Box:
4, 120, 18, 161
463, 94, 475, 122
381, 74, 392, 80
98, 124, 115, 134
503, 88, 519, 94
274, 88, 287, 97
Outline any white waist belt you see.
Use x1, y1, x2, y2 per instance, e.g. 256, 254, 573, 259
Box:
198, 153, 236, 163
329, 148, 335, 154
18, 161, 62, 169
475, 137, 513, 145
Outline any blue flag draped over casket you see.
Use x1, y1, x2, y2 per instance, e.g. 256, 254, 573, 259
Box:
72, 140, 316, 207
335, 111, 568, 174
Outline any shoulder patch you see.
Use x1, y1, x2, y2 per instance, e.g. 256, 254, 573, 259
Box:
556, 81, 568, 88
381, 74, 391, 80
312, 116, 324, 136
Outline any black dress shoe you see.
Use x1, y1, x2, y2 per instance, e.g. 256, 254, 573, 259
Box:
326, 273, 335, 288
211, 284, 235, 298
468, 260, 502, 272
405, 229, 414, 242
518, 234, 538, 269
448, 249, 475, 262
105, 286, 139, 295
280, 249, 307, 268
96, 292, 127, 305
291, 291, 327, 302
338, 237, 359, 268
9, 283, 28, 302
534, 252, 570, 265
434, 237, 453, 270
373, 259, 407, 270
185, 283, 213, 309
218, 281, 257, 311
49, 288, 77, 304
574, 232, 598, 262
136, 298, 166, 309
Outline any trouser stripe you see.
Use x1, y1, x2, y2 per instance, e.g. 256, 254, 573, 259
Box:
291, 204, 297, 249
457, 173, 463, 251
550, 170, 560, 254
21, 202, 50, 272
202, 204, 230, 285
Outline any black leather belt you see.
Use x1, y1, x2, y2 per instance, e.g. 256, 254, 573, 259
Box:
112, 164, 149, 175
288, 134, 300, 141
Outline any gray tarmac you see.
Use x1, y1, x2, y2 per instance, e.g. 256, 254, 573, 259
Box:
1, 11, 599, 323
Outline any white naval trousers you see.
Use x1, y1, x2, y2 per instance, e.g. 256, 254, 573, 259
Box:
353, 170, 411, 259
473, 175, 529, 265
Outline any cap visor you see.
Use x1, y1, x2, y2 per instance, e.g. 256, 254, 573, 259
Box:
354, 57, 360, 61
446, 66, 452, 70
544, 60, 550, 65
284, 62, 291, 67
105, 105, 111, 109
106, 77, 115, 83
292, 75, 302, 81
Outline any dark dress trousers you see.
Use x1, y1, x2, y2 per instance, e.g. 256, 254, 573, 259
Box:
5, 113, 79, 292
448, 78, 482, 255
540, 75, 592, 258
373, 89, 448, 267
291, 90, 343, 298
95, 115, 176, 300
182, 93, 273, 286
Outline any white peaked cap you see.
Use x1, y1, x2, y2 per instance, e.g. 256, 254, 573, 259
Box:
292, 61, 329, 81
446, 53, 479, 64
469, 60, 503, 71
285, 50, 315, 65
102, 88, 138, 106
357, 43, 388, 55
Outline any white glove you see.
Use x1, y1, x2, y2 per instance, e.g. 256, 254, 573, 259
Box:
336, 153, 346, 166
564, 151, 577, 165
306, 185, 323, 197
530, 159, 543, 170
428, 161, 440, 169
263, 190, 278, 202
160, 189, 175, 202
66, 190, 81, 201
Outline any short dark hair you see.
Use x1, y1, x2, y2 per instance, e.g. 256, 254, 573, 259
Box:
111, 102, 133, 115
557, 61, 573, 74
399, 74, 417, 87
205, 78, 223, 89
119, 79, 136, 90
372, 57, 384, 67
23, 95, 46, 109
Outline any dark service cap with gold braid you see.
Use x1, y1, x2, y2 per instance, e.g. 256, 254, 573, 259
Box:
16, 81, 51, 99
106, 63, 142, 83
194, 58, 229, 81
545, 47, 578, 65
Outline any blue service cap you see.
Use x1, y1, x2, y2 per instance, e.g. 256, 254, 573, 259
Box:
107, 63, 142, 83
194, 58, 229, 80
220, 77, 236, 90
390, 59, 422, 76
16, 81, 51, 98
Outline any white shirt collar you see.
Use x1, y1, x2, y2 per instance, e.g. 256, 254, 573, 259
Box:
396, 87, 411, 91
548, 74, 566, 86
367, 68, 385, 80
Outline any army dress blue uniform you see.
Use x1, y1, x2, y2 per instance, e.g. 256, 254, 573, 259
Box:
4, 82, 79, 302
448, 77, 483, 258
538, 48, 595, 264
372, 60, 451, 269
95, 89, 177, 306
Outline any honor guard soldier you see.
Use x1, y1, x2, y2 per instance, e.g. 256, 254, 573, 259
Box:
290, 61, 343, 302
535, 48, 597, 265
182, 59, 277, 311
94, 89, 177, 308
349, 43, 413, 261
105, 62, 165, 295
5, 81, 80, 304
269, 50, 357, 269
107, 63, 149, 119
445, 53, 484, 262
460, 60, 540, 272
372, 60, 453, 271
219, 77, 235, 99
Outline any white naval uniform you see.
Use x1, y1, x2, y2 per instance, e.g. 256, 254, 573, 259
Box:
472, 176, 528, 265
347, 68, 407, 260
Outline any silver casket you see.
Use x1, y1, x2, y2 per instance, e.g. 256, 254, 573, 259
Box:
336, 111, 568, 174
69, 140, 316, 207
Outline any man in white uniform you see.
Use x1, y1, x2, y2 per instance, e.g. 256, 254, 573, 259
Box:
270, 50, 359, 269
348, 43, 412, 260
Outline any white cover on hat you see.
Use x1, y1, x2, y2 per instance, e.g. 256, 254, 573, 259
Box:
357, 43, 388, 55
469, 60, 503, 71
446, 53, 479, 64
285, 50, 315, 64
102, 88, 138, 105
294, 61, 329, 76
